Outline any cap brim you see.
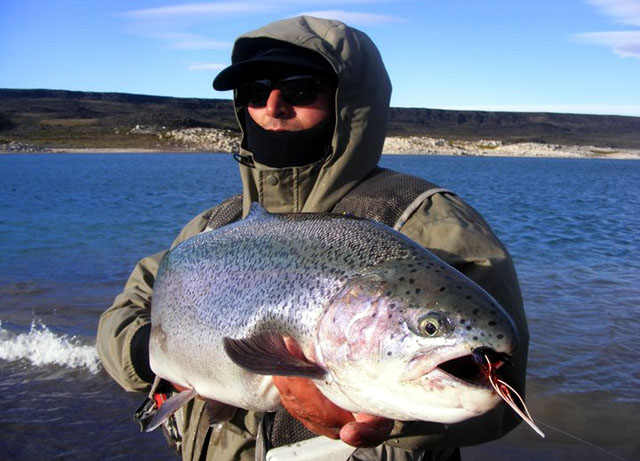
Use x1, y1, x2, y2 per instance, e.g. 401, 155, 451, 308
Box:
213, 55, 334, 90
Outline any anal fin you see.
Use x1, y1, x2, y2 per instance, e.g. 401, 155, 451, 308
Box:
145, 389, 198, 432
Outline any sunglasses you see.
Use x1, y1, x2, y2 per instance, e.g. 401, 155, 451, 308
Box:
235, 75, 329, 107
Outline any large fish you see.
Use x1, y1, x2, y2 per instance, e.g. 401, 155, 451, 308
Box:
147, 203, 519, 430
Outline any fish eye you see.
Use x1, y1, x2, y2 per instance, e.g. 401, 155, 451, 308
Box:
418, 316, 441, 337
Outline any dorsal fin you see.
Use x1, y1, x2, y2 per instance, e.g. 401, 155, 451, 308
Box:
245, 202, 271, 221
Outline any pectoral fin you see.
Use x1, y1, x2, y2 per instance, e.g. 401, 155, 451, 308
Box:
223, 331, 327, 379
145, 389, 198, 432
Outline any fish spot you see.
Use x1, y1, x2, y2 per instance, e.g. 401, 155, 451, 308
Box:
390, 303, 396, 310
497, 334, 504, 339
387, 351, 392, 356
473, 336, 479, 341
460, 319, 466, 324
415, 288, 421, 294
399, 276, 405, 281
472, 308, 479, 315
466, 326, 472, 331
488, 321, 497, 326
466, 295, 472, 300
439, 287, 446, 292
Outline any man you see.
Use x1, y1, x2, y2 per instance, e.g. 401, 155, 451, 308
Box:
97, 15, 528, 461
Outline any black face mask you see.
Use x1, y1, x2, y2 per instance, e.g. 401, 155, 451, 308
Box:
244, 113, 333, 168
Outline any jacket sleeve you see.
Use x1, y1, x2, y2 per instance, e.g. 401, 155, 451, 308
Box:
386, 192, 530, 450
96, 208, 215, 392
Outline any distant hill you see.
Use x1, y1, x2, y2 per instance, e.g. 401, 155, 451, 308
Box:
1, 88, 639, 150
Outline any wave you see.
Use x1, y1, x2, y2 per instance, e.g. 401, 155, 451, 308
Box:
0, 320, 101, 374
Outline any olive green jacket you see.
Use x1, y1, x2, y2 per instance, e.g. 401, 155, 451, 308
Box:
97, 16, 528, 461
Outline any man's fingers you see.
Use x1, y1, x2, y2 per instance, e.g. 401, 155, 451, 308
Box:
273, 375, 354, 434
275, 336, 364, 440
339, 414, 394, 447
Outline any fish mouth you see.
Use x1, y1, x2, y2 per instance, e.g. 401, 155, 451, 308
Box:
437, 347, 510, 387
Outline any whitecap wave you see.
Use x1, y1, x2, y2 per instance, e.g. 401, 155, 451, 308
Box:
0, 320, 101, 374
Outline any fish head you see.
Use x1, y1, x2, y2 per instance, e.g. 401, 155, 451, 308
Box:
315, 256, 519, 423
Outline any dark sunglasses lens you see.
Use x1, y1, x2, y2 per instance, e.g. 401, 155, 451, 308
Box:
236, 78, 321, 107
279, 80, 318, 106
237, 83, 270, 106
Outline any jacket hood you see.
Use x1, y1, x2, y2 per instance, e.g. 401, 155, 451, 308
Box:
226, 16, 391, 215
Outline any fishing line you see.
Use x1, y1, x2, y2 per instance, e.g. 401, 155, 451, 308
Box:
534, 419, 630, 461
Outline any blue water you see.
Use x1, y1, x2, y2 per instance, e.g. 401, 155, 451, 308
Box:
1, 153, 639, 460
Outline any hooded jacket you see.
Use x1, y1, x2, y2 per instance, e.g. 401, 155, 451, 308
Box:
97, 16, 528, 461
231, 16, 391, 216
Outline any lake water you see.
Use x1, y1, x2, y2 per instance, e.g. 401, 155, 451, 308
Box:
1, 153, 638, 460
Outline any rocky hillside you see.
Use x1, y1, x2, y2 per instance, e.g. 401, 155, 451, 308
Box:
1, 88, 639, 152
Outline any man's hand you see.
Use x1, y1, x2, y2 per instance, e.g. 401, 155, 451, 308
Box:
273, 373, 354, 439
272, 337, 394, 447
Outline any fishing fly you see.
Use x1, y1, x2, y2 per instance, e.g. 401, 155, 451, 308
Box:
482, 354, 545, 438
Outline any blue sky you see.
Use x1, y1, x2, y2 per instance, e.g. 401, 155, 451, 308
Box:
1, 0, 639, 116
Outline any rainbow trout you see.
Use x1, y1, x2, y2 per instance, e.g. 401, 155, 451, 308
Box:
147, 204, 518, 430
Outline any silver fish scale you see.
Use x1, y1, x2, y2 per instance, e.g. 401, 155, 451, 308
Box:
151, 211, 423, 363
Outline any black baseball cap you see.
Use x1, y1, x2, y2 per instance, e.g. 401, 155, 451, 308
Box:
213, 44, 336, 90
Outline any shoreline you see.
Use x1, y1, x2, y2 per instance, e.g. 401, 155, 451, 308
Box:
2, 129, 640, 160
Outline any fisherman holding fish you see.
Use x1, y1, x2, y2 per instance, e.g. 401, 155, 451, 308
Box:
97, 15, 530, 461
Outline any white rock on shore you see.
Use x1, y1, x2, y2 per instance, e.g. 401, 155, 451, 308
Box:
2, 128, 639, 160
162, 128, 240, 152
161, 129, 640, 159
157, 129, 640, 159
382, 136, 640, 160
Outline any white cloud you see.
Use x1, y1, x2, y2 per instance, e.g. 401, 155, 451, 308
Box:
578, 1, 640, 58
297, 10, 405, 26
123, 2, 268, 18
574, 30, 640, 58
154, 32, 231, 50
119, 3, 401, 60
123, 0, 390, 19
587, 0, 640, 26
188, 63, 227, 71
